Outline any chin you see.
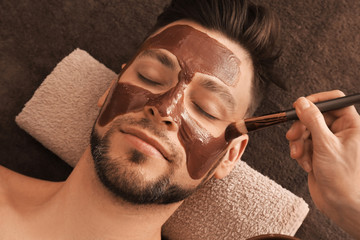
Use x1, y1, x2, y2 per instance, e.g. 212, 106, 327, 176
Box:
90, 126, 197, 204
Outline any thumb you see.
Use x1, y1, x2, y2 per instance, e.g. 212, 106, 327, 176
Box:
294, 97, 334, 141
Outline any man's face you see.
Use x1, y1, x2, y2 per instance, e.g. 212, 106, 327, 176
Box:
91, 21, 253, 204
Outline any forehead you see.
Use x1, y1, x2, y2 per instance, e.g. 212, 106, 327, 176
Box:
140, 25, 241, 86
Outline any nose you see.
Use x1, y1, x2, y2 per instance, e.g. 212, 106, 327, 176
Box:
144, 106, 178, 132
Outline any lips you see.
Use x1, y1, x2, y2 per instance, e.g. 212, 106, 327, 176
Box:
120, 127, 171, 162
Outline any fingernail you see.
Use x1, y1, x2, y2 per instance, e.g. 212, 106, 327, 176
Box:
303, 161, 312, 173
298, 97, 310, 110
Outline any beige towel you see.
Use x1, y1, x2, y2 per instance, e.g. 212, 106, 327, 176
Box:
15, 48, 309, 239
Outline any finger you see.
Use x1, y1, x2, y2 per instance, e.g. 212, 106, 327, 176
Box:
295, 139, 313, 173
307, 90, 360, 131
293, 97, 335, 142
323, 112, 337, 126
287, 90, 346, 140
286, 121, 306, 141
289, 129, 311, 159
330, 113, 360, 133
289, 140, 302, 159
306, 90, 345, 103
290, 112, 337, 132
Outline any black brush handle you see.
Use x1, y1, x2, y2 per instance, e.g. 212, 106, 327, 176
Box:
286, 93, 360, 120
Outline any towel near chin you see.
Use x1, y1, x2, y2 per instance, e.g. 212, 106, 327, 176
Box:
15, 48, 309, 240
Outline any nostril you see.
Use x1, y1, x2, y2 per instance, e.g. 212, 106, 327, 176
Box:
146, 106, 175, 129
164, 120, 172, 126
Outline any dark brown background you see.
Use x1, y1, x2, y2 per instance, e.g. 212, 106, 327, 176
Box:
0, 0, 359, 239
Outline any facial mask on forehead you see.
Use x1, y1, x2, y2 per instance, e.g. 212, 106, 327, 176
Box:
98, 25, 241, 179
144, 25, 240, 86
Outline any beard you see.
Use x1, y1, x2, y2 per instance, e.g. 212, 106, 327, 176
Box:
90, 116, 200, 205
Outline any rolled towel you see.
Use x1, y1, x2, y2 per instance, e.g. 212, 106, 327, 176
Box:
16, 48, 309, 239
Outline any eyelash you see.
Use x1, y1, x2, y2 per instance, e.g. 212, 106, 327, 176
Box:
193, 102, 218, 120
137, 71, 217, 120
137, 73, 161, 86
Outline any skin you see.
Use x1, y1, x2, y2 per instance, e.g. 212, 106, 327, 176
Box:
286, 90, 360, 239
0, 20, 253, 240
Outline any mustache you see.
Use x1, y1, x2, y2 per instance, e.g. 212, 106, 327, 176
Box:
111, 116, 182, 162
112, 117, 168, 139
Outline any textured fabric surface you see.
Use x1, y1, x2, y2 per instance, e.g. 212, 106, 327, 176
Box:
1, 0, 359, 239
16, 49, 116, 166
15, 49, 309, 239
163, 161, 308, 240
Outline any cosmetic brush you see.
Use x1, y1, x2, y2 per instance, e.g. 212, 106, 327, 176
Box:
225, 93, 360, 141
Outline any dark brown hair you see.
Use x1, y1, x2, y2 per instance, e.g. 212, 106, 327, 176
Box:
151, 0, 281, 116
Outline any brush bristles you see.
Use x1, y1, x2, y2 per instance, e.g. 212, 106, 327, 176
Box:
225, 120, 246, 142
236, 120, 248, 134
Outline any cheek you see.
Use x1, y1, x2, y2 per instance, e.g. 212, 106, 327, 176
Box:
179, 113, 230, 179
98, 82, 153, 127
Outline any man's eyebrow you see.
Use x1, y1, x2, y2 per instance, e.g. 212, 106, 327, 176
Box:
199, 79, 236, 112
138, 49, 176, 70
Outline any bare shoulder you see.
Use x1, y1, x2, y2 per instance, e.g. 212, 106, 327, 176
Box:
0, 165, 64, 237
0, 165, 19, 230
0, 165, 63, 208
0, 164, 41, 194
0, 165, 19, 200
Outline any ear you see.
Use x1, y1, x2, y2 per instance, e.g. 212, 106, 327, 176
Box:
213, 134, 249, 179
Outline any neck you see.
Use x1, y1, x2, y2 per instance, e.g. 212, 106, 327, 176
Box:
47, 147, 181, 240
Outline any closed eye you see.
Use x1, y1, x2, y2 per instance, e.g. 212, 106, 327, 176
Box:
192, 102, 218, 120
137, 72, 162, 86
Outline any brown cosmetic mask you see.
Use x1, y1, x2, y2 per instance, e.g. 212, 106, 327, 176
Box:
98, 25, 240, 179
